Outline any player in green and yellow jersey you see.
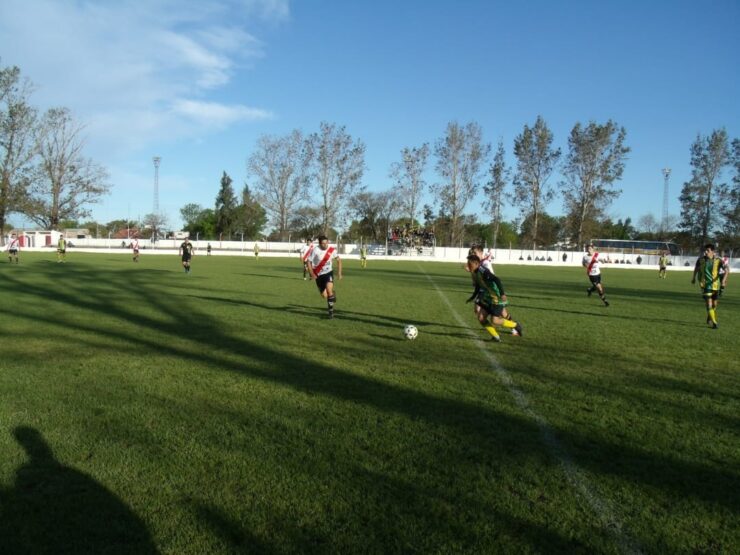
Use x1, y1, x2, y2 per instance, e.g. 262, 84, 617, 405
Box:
57, 235, 67, 263
658, 251, 669, 278
360, 244, 368, 269
691, 244, 728, 329
466, 254, 522, 342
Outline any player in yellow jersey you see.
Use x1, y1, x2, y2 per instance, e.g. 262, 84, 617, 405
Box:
691, 244, 728, 329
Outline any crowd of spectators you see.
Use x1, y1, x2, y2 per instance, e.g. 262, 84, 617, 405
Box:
388, 225, 435, 249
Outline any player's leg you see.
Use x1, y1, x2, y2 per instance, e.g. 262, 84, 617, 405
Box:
476, 304, 501, 341
492, 313, 523, 337
595, 281, 609, 306
707, 295, 718, 328
325, 278, 336, 318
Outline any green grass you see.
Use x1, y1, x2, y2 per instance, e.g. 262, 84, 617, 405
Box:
0, 252, 738, 554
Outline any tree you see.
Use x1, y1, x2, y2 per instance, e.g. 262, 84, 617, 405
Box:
561, 120, 629, 247
636, 213, 659, 236
389, 143, 429, 225
23, 108, 109, 229
350, 190, 400, 243
519, 212, 564, 248
679, 129, 732, 247
512, 116, 561, 250
142, 212, 168, 241
433, 121, 490, 246
307, 122, 365, 235
483, 140, 510, 250
287, 205, 323, 241
214, 171, 237, 236
234, 184, 267, 240
720, 138, 740, 248
0, 64, 39, 242
248, 130, 312, 241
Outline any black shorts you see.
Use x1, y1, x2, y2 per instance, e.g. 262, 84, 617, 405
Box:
589, 275, 602, 285
702, 290, 719, 301
477, 300, 505, 318
182, 255, 191, 263
315, 272, 334, 293
9, 249, 18, 255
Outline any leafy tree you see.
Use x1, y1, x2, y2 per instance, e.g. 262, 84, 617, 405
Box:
389, 143, 429, 225
350, 190, 400, 243
180, 203, 216, 238
287, 205, 324, 241
248, 130, 311, 241
433, 121, 490, 247
214, 171, 237, 236
234, 184, 267, 240
513, 115, 561, 250
519, 212, 564, 248
0, 64, 38, 242
561, 120, 629, 247
719, 138, 740, 248
180, 203, 204, 229
678, 129, 731, 246
483, 139, 510, 250
23, 108, 109, 229
307, 122, 365, 235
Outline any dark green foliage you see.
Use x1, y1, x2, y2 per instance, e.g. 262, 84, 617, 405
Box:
214, 171, 237, 236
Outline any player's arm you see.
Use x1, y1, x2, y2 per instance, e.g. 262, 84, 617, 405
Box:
336, 256, 343, 279
691, 258, 700, 283
306, 260, 316, 279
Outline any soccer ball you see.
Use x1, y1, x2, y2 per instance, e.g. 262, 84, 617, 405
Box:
404, 325, 418, 340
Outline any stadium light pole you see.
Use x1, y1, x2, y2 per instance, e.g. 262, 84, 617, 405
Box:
661, 168, 671, 237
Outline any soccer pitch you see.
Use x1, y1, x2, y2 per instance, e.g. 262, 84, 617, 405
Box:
0, 253, 737, 554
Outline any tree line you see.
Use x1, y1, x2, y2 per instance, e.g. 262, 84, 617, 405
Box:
3, 62, 737, 251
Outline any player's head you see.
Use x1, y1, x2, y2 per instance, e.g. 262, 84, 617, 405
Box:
586, 243, 595, 253
466, 254, 481, 272
468, 244, 483, 255
703, 243, 715, 256
306, 238, 312, 244
318, 235, 329, 247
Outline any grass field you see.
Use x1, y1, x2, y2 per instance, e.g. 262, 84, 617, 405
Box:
0, 252, 738, 554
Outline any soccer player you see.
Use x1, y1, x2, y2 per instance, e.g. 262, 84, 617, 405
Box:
57, 234, 67, 263
254, 243, 260, 259
300, 238, 314, 280
583, 244, 609, 307
466, 254, 522, 342
719, 250, 730, 297
307, 235, 342, 319
359, 244, 368, 269
467, 244, 514, 323
179, 237, 194, 273
691, 244, 728, 329
131, 236, 140, 263
658, 251, 669, 278
207, 243, 212, 256
7, 233, 20, 264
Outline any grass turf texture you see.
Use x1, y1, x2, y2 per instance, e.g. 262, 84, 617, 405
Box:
0, 252, 738, 554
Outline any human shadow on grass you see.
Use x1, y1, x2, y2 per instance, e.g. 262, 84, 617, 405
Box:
3, 266, 739, 548
0, 427, 158, 555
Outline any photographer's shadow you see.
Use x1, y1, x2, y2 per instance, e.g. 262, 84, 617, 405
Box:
0, 426, 158, 554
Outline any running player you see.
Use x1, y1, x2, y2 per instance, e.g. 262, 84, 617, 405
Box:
583, 244, 609, 307
466, 254, 522, 342
468, 244, 515, 325
300, 239, 314, 280
7, 233, 20, 264
307, 235, 342, 319
179, 237, 194, 273
691, 244, 728, 329
131, 236, 140, 263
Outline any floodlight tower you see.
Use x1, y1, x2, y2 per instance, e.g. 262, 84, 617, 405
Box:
661, 168, 671, 235
153, 156, 161, 215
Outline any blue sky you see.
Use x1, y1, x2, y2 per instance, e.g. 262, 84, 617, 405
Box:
1, 0, 738, 230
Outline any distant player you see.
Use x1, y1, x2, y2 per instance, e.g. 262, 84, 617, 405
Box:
300, 238, 314, 280
658, 251, 669, 278
583, 244, 609, 307
7, 233, 20, 264
131, 236, 140, 263
307, 235, 342, 319
254, 243, 260, 259
359, 244, 368, 269
466, 254, 522, 342
691, 244, 728, 329
207, 243, 212, 256
57, 235, 67, 263
179, 237, 194, 273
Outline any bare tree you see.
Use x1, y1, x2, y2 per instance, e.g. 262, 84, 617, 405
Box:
513, 116, 561, 250
142, 212, 168, 241
637, 213, 659, 235
248, 130, 312, 241
678, 129, 731, 246
307, 122, 365, 235
0, 64, 39, 241
433, 121, 490, 246
561, 120, 629, 247
483, 139, 510, 250
389, 143, 429, 225
352, 189, 400, 243
23, 108, 109, 229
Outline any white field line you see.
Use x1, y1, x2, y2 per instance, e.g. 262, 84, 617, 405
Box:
421, 267, 641, 555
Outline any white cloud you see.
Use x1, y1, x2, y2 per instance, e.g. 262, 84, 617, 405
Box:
0, 0, 287, 156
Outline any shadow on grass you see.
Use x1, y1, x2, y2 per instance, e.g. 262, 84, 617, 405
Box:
2, 261, 739, 552
0, 427, 158, 555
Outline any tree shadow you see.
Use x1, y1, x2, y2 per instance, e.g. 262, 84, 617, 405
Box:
0, 426, 158, 555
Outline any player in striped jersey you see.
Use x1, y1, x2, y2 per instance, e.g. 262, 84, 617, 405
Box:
692, 244, 728, 329
300, 238, 314, 280
307, 235, 342, 319
131, 236, 140, 263
583, 244, 609, 307
6, 233, 20, 264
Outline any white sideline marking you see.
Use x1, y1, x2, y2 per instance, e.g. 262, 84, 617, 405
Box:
422, 268, 641, 555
